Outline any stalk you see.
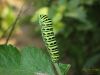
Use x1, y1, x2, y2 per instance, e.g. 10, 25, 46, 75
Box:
53, 63, 62, 75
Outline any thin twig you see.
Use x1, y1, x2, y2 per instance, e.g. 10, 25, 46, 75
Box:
5, 4, 24, 44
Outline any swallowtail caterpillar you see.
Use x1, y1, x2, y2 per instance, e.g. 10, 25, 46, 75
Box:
39, 15, 59, 63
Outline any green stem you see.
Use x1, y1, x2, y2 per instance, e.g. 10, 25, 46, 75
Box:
53, 63, 62, 75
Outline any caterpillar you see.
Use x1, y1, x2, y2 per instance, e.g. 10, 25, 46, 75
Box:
39, 15, 59, 63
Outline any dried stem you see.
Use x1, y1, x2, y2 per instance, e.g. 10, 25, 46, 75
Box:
5, 4, 24, 44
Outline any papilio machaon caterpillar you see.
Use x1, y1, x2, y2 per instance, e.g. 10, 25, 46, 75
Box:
39, 15, 59, 63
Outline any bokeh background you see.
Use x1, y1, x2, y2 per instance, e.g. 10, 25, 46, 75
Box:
0, 0, 100, 75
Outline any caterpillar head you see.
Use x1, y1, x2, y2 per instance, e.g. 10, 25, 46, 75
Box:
39, 14, 52, 27
39, 15, 45, 26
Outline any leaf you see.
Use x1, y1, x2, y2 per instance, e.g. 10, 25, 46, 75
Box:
0, 44, 21, 75
0, 45, 55, 75
20, 46, 55, 75
59, 63, 71, 75
0, 44, 20, 68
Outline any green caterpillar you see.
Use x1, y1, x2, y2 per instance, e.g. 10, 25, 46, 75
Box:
39, 15, 59, 63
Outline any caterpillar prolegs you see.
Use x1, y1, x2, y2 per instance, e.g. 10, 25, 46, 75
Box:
39, 15, 59, 63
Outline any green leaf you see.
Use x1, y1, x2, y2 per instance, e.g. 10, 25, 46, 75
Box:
20, 46, 55, 75
59, 63, 71, 75
0, 44, 21, 75
0, 45, 55, 75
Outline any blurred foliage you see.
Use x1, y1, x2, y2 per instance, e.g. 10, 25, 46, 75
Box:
0, 4, 15, 37
0, 0, 100, 75
32, 0, 100, 75
0, 44, 70, 75
0, 45, 54, 75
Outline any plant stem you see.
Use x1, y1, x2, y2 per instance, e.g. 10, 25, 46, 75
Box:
53, 63, 62, 75
5, 3, 24, 44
